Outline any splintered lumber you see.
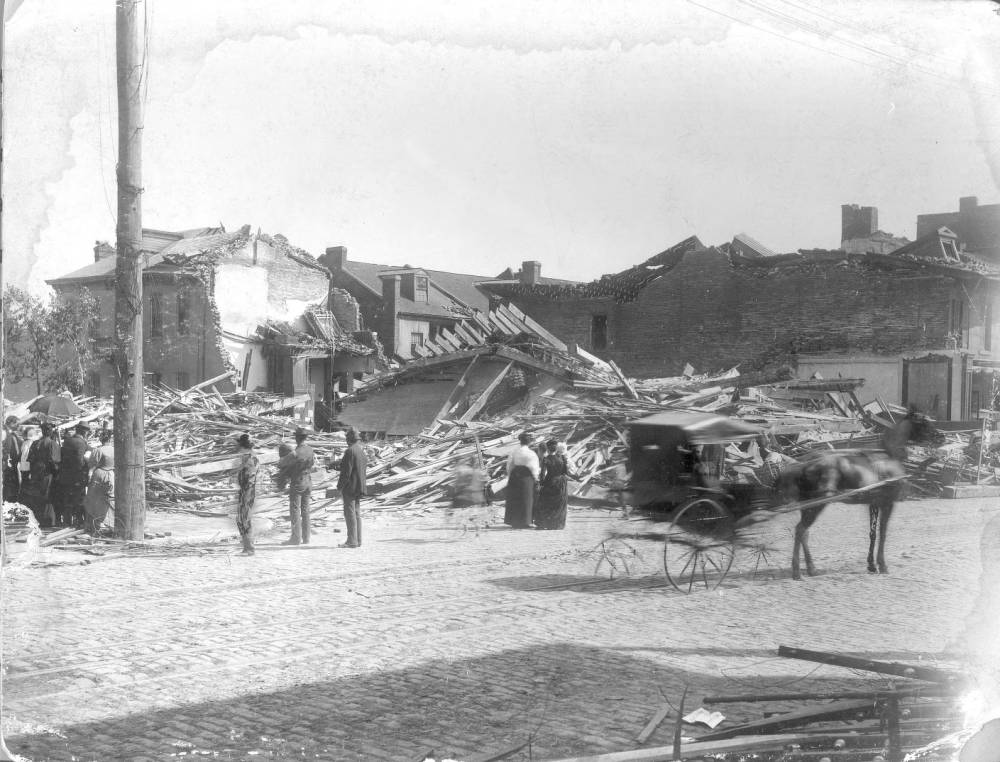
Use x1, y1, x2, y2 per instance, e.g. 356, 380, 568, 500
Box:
694, 699, 876, 741
428, 355, 479, 436
607, 359, 639, 400
40, 529, 85, 547
776, 646, 966, 686
458, 362, 513, 423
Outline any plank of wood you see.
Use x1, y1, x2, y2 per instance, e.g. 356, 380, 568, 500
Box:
635, 703, 671, 744
542, 733, 830, 762
458, 362, 513, 423
695, 699, 875, 741
703, 684, 958, 703
776, 646, 965, 685
503, 302, 568, 351
435, 330, 461, 352
456, 320, 486, 345
608, 359, 639, 399
488, 309, 521, 336
426, 356, 480, 436
176, 449, 281, 477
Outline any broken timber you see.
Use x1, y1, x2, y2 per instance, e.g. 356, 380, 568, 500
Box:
776, 645, 966, 686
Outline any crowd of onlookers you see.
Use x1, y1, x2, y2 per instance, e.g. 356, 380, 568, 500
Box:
1, 416, 115, 535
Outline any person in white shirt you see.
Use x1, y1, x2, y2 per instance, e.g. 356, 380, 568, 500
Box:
505, 432, 540, 529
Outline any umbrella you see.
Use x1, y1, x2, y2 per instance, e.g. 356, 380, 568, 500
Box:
28, 394, 82, 417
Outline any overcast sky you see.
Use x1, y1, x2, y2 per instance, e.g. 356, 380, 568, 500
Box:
4, 0, 999, 292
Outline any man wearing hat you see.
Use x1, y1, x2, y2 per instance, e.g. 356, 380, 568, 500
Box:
56, 423, 91, 528
284, 426, 316, 545
336, 428, 367, 548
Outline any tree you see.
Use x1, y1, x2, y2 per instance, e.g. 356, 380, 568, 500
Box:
2, 285, 99, 395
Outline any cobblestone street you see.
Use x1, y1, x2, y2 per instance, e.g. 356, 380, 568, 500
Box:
2, 496, 998, 761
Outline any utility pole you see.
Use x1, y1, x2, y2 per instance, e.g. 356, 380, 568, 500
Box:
114, 0, 146, 540
0, 0, 17, 754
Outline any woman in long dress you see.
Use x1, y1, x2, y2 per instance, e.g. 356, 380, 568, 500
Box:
83, 429, 115, 536
504, 432, 539, 529
235, 434, 259, 555
535, 440, 571, 530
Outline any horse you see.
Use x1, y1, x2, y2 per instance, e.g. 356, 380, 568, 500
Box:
773, 410, 943, 580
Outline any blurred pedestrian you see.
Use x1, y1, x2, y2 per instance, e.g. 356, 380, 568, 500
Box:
83, 429, 115, 536
337, 428, 367, 548
504, 432, 539, 529
2, 416, 23, 503
234, 433, 258, 555
282, 427, 315, 545
451, 456, 486, 510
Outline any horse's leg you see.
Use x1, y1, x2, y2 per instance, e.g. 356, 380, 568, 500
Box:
876, 501, 894, 574
867, 504, 879, 573
793, 507, 821, 580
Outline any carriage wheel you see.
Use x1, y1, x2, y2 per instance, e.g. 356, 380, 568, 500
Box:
663, 498, 736, 593
593, 537, 641, 579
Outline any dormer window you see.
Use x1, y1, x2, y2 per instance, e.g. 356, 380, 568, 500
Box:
400, 273, 430, 302
941, 239, 959, 261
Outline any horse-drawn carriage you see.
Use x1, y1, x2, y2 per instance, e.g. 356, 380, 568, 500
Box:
616, 409, 941, 593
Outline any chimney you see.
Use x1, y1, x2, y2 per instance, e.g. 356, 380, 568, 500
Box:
93, 241, 115, 263
319, 245, 348, 272
840, 204, 878, 244
960, 196, 979, 214
379, 274, 401, 356
520, 260, 541, 285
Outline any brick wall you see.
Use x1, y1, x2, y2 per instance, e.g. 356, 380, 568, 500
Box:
505, 248, 1000, 379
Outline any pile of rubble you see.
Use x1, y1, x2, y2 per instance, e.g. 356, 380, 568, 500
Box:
5, 305, 998, 525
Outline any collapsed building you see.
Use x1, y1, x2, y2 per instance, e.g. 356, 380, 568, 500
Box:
47, 226, 378, 428
478, 227, 1000, 423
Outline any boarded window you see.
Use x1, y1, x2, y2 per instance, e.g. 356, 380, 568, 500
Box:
150, 294, 163, 338
177, 292, 190, 336
414, 276, 429, 303
591, 314, 608, 351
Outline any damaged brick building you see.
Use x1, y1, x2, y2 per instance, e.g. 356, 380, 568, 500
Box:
483, 233, 1000, 422
48, 226, 376, 426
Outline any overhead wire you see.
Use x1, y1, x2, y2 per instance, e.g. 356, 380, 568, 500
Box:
685, 0, 1000, 98
735, 0, 1000, 96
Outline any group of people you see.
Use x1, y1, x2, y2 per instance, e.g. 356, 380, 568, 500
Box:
504, 432, 577, 531
232, 425, 367, 556
1, 416, 115, 535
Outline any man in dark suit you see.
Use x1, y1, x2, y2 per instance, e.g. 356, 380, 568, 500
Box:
57, 423, 91, 527
337, 428, 366, 548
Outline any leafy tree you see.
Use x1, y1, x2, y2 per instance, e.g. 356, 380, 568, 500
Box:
2, 286, 99, 396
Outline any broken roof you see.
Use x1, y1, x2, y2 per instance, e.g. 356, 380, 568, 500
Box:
340, 259, 494, 313
480, 236, 706, 303
48, 226, 246, 285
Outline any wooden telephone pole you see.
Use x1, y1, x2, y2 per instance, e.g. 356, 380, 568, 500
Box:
0, 3, 18, 758
114, 0, 146, 540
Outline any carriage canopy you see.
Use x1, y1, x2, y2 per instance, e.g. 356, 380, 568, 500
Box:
628, 411, 762, 445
